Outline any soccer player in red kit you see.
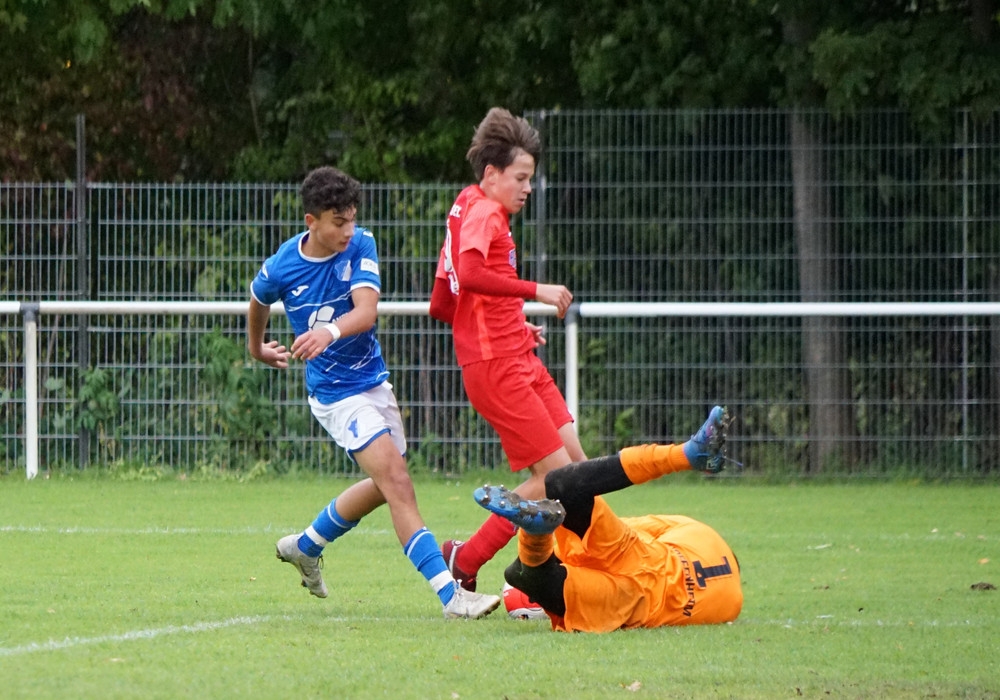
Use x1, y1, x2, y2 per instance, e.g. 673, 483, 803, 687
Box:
429, 107, 586, 591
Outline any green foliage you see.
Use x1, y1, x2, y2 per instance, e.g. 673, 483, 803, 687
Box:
75, 367, 119, 432
0, 388, 13, 460
571, 0, 781, 106
404, 432, 443, 475
74, 367, 124, 463
101, 458, 170, 481
812, 17, 1000, 133
612, 406, 639, 450
198, 328, 278, 452
4, 0, 1000, 181
1, 2, 253, 180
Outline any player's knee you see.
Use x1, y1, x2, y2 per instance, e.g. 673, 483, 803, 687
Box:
375, 468, 416, 503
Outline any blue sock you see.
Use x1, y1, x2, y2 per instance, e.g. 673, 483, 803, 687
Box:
404, 527, 456, 605
297, 498, 358, 557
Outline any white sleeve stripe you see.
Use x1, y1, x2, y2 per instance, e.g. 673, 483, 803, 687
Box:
350, 281, 380, 292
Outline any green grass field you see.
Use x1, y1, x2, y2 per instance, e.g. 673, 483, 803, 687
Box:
1, 473, 998, 699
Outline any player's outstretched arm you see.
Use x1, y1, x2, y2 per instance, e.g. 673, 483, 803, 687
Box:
247, 297, 290, 369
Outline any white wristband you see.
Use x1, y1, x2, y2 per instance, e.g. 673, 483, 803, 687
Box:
322, 323, 341, 342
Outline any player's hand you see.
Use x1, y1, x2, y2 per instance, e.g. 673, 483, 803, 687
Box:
250, 339, 290, 369
535, 283, 573, 318
525, 321, 547, 346
291, 327, 337, 361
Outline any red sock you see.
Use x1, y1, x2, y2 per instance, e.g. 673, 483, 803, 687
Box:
456, 514, 517, 574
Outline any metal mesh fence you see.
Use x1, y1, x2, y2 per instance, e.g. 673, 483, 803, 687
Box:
571, 313, 998, 475
2, 108, 999, 476
527, 109, 999, 302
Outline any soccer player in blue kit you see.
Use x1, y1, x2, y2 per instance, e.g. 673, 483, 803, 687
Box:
247, 166, 501, 619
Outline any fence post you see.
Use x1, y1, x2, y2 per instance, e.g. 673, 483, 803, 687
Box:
565, 303, 580, 431
530, 109, 549, 366
22, 304, 39, 480
533, 109, 549, 287
75, 114, 90, 468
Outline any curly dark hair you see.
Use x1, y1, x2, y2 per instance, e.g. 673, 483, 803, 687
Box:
300, 166, 362, 216
465, 108, 541, 181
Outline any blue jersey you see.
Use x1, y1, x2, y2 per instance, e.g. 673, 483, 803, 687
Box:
250, 227, 389, 403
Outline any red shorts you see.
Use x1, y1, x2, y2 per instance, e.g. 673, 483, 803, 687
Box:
461, 351, 573, 471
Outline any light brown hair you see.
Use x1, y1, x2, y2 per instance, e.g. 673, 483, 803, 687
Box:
465, 108, 541, 181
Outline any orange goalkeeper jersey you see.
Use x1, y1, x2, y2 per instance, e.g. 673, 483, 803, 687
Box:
548, 497, 742, 633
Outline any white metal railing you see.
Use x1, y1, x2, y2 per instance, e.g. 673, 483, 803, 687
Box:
5, 300, 1000, 479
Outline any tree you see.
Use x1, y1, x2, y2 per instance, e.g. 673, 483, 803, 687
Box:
568, 0, 781, 107
771, 0, 1000, 471
0, 1, 258, 181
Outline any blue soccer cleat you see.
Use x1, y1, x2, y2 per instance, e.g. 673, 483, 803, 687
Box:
682, 405, 731, 474
473, 485, 566, 535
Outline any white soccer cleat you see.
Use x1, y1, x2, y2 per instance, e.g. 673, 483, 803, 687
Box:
442, 585, 501, 620
275, 534, 328, 598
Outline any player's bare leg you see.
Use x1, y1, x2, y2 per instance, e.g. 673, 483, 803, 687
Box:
355, 435, 499, 619
275, 478, 385, 598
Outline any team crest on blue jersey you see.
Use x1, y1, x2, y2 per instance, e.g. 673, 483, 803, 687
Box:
335, 259, 352, 282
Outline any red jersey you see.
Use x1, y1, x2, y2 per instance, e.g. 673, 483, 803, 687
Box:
433, 185, 537, 366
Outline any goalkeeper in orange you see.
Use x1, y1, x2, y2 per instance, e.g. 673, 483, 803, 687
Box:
474, 406, 742, 633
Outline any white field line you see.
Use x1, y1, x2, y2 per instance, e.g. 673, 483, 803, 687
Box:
4, 524, 990, 543
0, 614, 456, 659
0, 524, 395, 536
1, 613, 990, 659
0, 615, 281, 658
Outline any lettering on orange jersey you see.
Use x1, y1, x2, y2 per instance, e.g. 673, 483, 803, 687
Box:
672, 546, 697, 618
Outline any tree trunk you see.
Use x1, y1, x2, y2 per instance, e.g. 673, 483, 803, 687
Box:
789, 111, 856, 472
